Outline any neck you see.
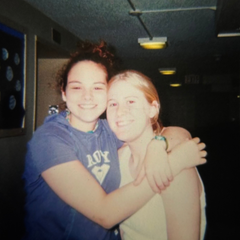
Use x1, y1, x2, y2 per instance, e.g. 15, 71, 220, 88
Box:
127, 125, 155, 176
67, 112, 98, 132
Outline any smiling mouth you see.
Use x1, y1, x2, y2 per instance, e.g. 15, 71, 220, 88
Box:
79, 104, 96, 109
116, 120, 133, 127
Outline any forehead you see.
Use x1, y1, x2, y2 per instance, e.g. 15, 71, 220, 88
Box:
68, 60, 107, 82
108, 80, 144, 98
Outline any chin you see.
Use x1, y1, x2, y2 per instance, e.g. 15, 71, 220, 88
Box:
115, 132, 131, 142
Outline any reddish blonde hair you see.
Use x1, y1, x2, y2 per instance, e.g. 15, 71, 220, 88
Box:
108, 70, 162, 134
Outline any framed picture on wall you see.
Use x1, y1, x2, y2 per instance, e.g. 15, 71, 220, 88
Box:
0, 22, 26, 138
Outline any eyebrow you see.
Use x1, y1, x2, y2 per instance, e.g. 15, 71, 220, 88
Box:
125, 96, 138, 99
107, 96, 138, 102
68, 81, 106, 85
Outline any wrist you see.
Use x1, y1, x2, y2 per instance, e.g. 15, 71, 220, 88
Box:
168, 152, 182, 177
147, 140, 168, 159
152, 135, 168, 151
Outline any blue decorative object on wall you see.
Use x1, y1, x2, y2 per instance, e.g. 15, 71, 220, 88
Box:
0, 22, 25, 130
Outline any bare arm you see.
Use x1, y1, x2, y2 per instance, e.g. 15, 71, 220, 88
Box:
161, 126, 192, 151
161, 167, 201, 240
167, 137, 206, 176
42, 160, 154, 229
135, 127, 207, 192
41, 132, 205, 229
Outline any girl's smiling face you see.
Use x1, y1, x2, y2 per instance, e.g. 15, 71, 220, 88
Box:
107, 80, 156, 142
62, 60, 107, 131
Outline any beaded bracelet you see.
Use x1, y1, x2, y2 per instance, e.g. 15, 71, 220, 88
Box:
152, 135, 168, 151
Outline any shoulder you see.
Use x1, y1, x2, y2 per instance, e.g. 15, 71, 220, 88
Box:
162, 126, 191, 139
36, 113, 70, 135
30, 119, 73, 149
99, 119, 112, 132
98, 119, 116, 138
33, 123, 66, 139
161, 126, 192, 151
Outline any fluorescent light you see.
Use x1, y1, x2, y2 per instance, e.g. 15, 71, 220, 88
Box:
217, 32, 240, 37
159, 68, 176, 75
138, 37, 167, 49
170, 83, 182, 87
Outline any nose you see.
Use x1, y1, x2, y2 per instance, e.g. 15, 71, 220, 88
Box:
116, 104, 128, 116
83, 89, 92, 100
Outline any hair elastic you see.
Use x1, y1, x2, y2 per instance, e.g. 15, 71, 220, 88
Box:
152, 135, 168, 151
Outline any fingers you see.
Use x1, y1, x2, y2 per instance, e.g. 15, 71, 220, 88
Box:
200, 150, 207, 158
172, 137, 208, 169
194, 138, 207, 165
191, 137, 207, 157
199, 149, 207, 165
146, 173, 162, 193
135, 165, 169, 193
154, 172, 169, 189
199, 158, 207, 164
165, 164, 173, 182
145, 169, 171, 193
134, 166, 145, 186
192, 137, 200, 144
191, 137, 206, 151
198, 142, 206, 150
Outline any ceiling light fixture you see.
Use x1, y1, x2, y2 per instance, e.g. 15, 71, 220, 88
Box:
138, 37, 167, 49
130, 6, 216, 15
159, 68, 176, 75
217, 32, 240, 37
170, 83, 182, 87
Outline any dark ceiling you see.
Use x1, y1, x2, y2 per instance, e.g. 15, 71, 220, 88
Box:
23, 0, 240, 89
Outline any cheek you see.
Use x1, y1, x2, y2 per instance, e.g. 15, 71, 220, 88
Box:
106, 109, 112, 120
98, 92, 107, 104
106, 109, 115, 125
62, 89, 74, 102
65, 92, 77, 102
102, 93, 107, 101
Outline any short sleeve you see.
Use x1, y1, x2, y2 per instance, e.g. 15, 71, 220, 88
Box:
26, 128, 78, 181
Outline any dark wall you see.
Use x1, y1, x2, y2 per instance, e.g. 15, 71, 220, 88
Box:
0, 0, 78, 239
158, 80, 240, 240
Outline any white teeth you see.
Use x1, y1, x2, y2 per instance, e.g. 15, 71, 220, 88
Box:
79, 104, 95, 109
117, 120, 132, 126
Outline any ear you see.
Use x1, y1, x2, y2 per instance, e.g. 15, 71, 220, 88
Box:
62, 90, 67, 102
149, 100, 160, 118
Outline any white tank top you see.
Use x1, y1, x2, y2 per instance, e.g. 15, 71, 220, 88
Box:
119, 146, 206, 240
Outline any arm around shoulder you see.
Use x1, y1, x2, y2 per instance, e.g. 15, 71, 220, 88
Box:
161, 126, 191, 151
42, 159, 155, 229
